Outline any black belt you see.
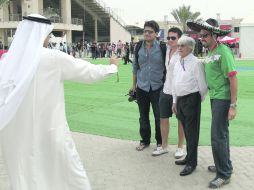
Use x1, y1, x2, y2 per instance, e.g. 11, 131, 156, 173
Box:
177, 92, 199, 99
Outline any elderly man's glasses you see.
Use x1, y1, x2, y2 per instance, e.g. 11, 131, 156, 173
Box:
200, 33, 210, 38
143, 30, 154, 34
167, 36, 177, 41
177, 44, 186, 48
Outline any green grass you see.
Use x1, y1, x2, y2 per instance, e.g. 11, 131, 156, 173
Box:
65, 58, 254, 146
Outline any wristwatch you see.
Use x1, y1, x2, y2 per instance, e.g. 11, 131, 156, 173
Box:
230, 103, 237, 108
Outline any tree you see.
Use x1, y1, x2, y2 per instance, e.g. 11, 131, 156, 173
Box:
171, 5, 201, 33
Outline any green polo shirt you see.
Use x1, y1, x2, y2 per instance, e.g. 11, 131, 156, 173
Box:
204, 44, 236, 100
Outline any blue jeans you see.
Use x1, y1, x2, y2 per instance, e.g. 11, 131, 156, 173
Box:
210, 99, 233, 179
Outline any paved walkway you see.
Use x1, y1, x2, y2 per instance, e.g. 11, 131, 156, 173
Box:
1, 132, 254, 190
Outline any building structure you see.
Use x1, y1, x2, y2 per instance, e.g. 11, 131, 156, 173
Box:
157, 20, 181, 41
125, 25, 143, 42
0, 0, 131, 48
240, 11, 254, 59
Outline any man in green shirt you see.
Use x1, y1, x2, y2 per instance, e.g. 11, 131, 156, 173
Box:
187, 18, 237, 189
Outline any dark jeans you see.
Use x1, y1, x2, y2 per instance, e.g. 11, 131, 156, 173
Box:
136, 87, 162, 145
210, 99, 233, 179
176, 92, 201, 167
117, 49, 121, 57
92, 51, 96, 59
124, 54, 133, 64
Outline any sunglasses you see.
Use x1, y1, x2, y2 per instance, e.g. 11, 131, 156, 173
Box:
200, 33, 210, 38
143, 30, 155, 34
167, 36, 177, 41
177, 44, 186, 48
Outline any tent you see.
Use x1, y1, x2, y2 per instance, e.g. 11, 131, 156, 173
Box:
240, 11, 254, 59
0, 50, 7, 59
219, 36, 239, 43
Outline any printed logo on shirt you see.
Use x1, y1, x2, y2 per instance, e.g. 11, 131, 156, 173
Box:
203, 54, 221, 64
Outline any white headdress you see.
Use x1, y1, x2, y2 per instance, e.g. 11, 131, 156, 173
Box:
0, 14, 54, 130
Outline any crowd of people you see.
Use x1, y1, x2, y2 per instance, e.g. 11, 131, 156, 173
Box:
49, 38, 135, 64
0, 14, 238, 190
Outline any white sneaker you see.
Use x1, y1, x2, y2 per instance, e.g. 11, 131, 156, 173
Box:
152, 146, 168, 156
174, 148, 184, 159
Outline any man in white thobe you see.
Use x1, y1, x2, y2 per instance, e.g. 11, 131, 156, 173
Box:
0, 14, 118, 190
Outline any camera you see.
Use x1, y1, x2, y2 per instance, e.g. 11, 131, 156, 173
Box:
126, 89, 137, 102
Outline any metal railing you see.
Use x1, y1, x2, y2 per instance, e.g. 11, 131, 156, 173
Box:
42, 7, 64, 23
0, 14, 22, 22
71, 18, 83, 25
43, 7, 60, 17
0, 0, 9, 7
94, 0, 126, 27
0, 0, 125, 27
49, 15, 64, 23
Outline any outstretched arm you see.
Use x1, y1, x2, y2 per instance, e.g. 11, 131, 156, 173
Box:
58, 51, 118, 83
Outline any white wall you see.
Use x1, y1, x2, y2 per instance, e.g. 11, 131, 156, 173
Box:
110, 18, 131, 43
0, 29, 4, 44
240, 25, 254, 59
239, 11, 254, 59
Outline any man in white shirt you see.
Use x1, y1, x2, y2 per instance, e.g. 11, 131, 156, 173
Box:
152, 27, 185, 158
0, 14, 118, 190
172, 36, 207, 176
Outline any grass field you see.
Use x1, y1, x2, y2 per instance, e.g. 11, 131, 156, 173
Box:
65, 58, 254, 146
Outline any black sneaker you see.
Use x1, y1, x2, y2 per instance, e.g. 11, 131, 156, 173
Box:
209, 177, 230, 189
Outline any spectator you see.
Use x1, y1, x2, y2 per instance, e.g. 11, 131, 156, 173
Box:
91, 42, 97, 59
117, 40, 123, 58
124, 42, 132, 64
76, 41, 82, 58
0, 41, 3, 50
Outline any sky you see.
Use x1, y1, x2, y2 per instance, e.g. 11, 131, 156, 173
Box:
103, 0, 254, 26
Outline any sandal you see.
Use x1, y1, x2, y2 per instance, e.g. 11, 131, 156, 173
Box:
136, 143, 149, 151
